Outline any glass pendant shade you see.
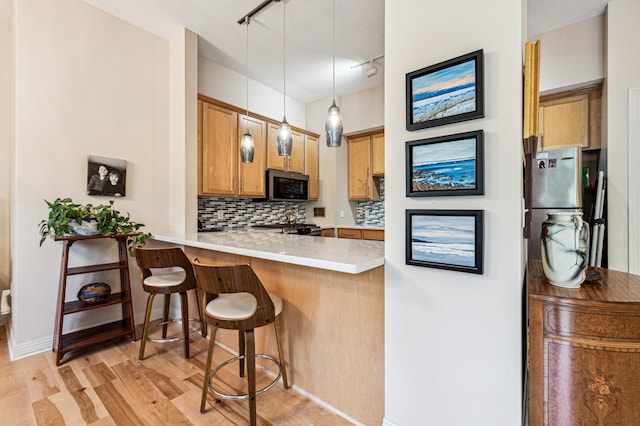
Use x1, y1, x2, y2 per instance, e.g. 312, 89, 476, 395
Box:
240, 130, 255, 163
277, 116, 293, 156
325, 99, 343, 148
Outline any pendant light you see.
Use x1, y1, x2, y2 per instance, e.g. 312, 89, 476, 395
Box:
276, 0, 293, 157
240, 16, 255, 163
325, 0, 343, 148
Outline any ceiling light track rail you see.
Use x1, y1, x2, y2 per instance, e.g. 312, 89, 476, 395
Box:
351, 54, 385, 69
238, 0, 283, 25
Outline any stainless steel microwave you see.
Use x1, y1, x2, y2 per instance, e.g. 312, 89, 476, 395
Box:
266, 169, 309, 202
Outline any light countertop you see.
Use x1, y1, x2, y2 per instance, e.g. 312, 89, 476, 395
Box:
152, 229, 384, 274
337, 225, 384, 230
318, 224, 385, 231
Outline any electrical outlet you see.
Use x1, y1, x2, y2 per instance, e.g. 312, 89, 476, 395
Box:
217, 210, 224, 220
340, 210, 345, 218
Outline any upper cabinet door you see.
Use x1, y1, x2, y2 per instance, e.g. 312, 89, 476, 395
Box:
371, 132, 385, 176
305, 134, 319, 200
238, 114, 267, 198
539, 94, 589, 151
289, 129, 305, 174
348, 135, 373, 200
267, 122, 286, 171
200, 101, 238, 196
266, 123, 305, 173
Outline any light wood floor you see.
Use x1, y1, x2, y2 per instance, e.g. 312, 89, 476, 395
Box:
0, 325, 353, 425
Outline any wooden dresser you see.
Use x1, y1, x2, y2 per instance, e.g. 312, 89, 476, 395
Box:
528, 260, 640, 425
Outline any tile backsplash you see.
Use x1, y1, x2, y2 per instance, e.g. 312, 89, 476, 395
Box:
199, 177, 384, 229
356, 178, 385, 227
198, 198, 307, 229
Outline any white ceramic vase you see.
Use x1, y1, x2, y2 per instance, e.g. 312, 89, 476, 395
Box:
540, 211, 589, 288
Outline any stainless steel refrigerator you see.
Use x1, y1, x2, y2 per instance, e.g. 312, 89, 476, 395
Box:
529, 147, 583, 259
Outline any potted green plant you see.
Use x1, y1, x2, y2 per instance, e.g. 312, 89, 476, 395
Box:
38, 197, 151, 255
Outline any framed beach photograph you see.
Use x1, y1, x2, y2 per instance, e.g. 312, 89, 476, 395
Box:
406, 49, 484, 131
406, 130, 484, 197
406, 209, 484, 274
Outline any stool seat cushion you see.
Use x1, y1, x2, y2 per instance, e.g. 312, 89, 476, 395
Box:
144, 269, 186, 287
206, 292, 283, 321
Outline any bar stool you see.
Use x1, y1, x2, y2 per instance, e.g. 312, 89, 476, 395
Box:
134, 247, 204, 360
191, 260, 290, 425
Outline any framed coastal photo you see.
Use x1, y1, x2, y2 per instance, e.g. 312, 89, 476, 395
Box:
406, 49, 484, 131
406, 130, 484, 197
87, 155, 127, 197
406, 209, 484, 274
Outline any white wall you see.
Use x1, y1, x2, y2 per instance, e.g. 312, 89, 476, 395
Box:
169, 29, 198, 234
385, 0, 524, 424
9, 0, 172, 358
0, 20, 9, 297
305, 86, 384, 226
607, 0, 640, 272
198, 57, 306, 129
530, 15, 604, 93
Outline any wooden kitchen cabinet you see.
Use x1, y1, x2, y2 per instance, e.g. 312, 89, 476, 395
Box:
371, 132, 385, 176
338, 227, 384, 241
320, 228, 335, 237
528, 260, 640, 425
198, 100, 266, 197
237, 114, 267, 197
347, 131, 383, 200
362, 229, 384, 241
305, 134, 319, 200
538, 84, 602, 151
266, 122, 305, 174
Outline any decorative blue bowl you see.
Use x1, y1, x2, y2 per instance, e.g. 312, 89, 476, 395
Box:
77, 282, 111, 304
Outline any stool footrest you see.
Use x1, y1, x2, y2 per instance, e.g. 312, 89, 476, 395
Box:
208, 354, 282, 400
146, 318, 203, 343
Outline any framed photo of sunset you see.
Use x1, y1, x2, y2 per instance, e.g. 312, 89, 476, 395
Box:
406, 49, 484, 131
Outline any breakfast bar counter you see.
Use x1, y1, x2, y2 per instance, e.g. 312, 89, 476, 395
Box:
153, 229, 384, 274
151, 229, 385, 426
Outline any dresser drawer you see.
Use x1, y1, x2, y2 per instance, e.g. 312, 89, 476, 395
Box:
543, 302, 640, 341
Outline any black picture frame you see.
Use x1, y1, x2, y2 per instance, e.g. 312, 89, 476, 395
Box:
87, 155, 127, 197
406, 209, 484, 274
406, 49, 484, 131
406, 130, 484, 197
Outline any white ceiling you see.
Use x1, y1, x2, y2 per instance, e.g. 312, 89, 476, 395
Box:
1, 0, 608, 104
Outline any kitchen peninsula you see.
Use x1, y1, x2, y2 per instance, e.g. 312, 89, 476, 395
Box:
152, 230, 384, 426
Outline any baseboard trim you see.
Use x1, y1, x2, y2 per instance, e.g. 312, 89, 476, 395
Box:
8, 326, 52, 361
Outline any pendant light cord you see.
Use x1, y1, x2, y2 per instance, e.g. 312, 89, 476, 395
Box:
282, 0, 286, 118
332, 0, 336, 101
245, 16, 250, 133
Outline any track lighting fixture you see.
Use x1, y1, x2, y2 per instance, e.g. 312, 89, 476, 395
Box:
352, 54, 384, 78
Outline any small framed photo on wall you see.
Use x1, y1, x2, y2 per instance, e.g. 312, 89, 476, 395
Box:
87, 155, 127, 197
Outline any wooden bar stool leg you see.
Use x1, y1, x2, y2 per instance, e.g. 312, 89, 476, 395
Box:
273, 319, 290, 389
139, 293, 157, 361
195, 288, 206, 338
162, 294, 171, 339
201, 327, 217, 413
238, 330, 245, 378
180, 291, 190, 359
246, 329, 257, 426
